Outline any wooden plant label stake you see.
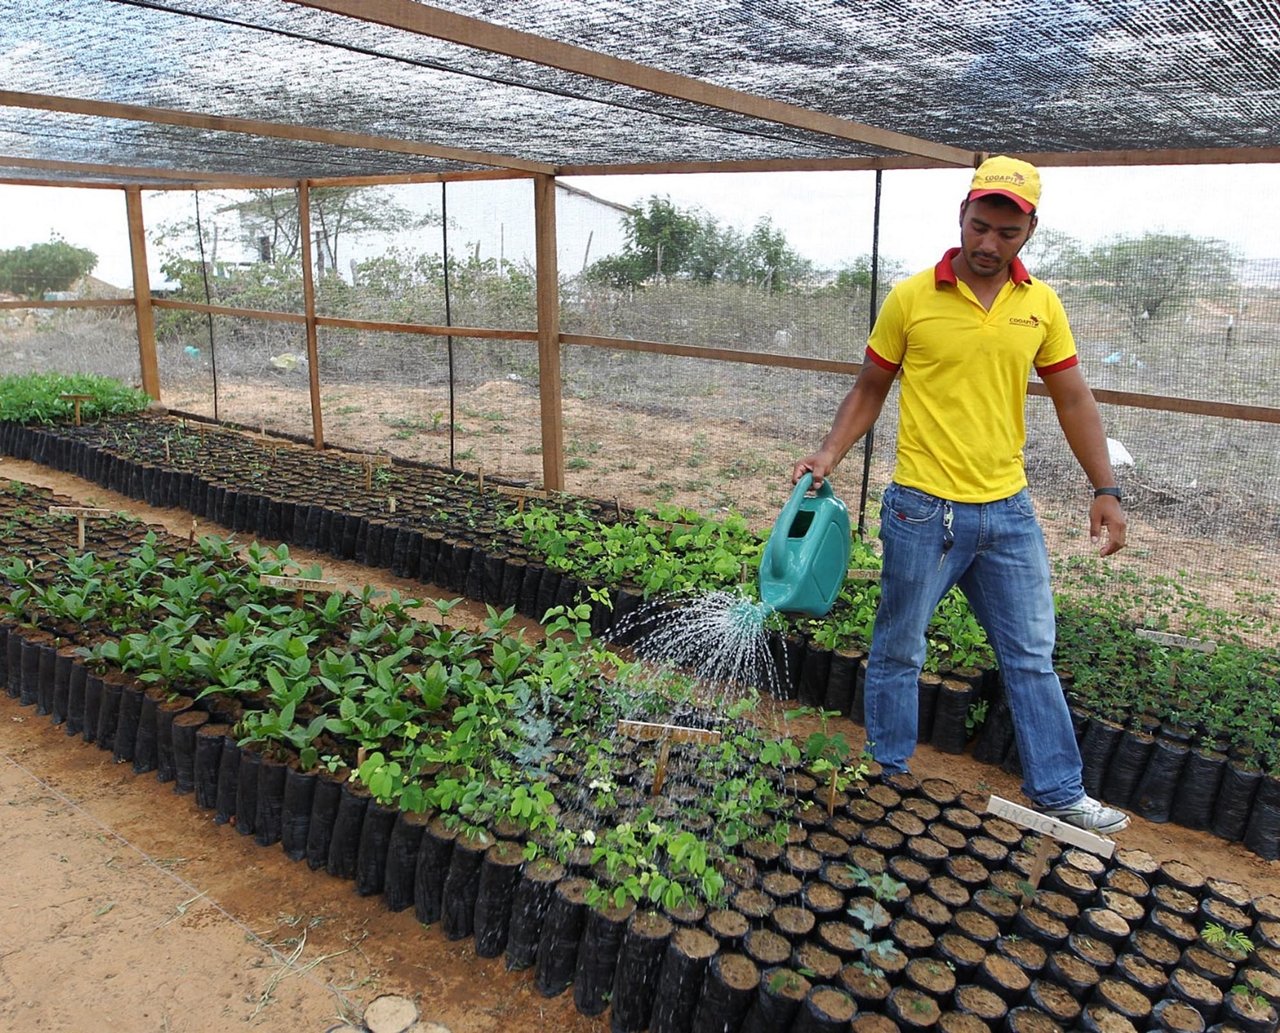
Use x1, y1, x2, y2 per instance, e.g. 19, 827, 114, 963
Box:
48, 505, 112, 550
617, 719, 722, 798
847, 569, 881, 581
495, 484, 550, 502
387, 496, 397, 514
59, 393, 93, 426
496, 483, 550, 515
164, 436, 171, 463
188, 518, 197, 545
1135, 628, 1217, 654
652, 738, 674, 797
986, 795, 1115, 902
259, 573, 340, 610
1022, 835, 1057, 905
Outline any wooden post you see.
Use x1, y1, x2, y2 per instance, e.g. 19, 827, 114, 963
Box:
533, 174, 564, 491
125, 187, 160, 400
652, 739, 673, 797
298, 180, 325, 449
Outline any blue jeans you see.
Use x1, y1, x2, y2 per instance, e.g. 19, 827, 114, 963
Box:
864, 483, 1084, 809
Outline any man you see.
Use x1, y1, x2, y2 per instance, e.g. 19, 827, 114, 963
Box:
793, 155, 1130, 834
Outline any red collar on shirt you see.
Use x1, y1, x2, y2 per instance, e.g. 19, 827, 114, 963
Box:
934, 246, 1031, 287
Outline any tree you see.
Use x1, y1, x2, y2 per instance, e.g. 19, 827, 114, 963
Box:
1084, 233, 1236, 316
1020, 227, 1085, 281
0, 238, 97, 298
1074, 232, 1238, 346
226, 186, 433, 275
586, 196, 811, 292
729, 217, 813, 291
621, 196, 704, 283
828, 254, 907, 298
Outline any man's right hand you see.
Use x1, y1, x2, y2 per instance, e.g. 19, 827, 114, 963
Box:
792, 451, 837, 488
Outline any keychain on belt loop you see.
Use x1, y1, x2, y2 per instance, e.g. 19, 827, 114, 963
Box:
939, 501, 955, 569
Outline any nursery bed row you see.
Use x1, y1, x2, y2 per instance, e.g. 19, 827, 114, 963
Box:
2, 413, 1279, 863
3, 482, 1280, 1032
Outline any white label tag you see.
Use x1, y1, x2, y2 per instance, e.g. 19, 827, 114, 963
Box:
1135, 628, 1216, 654
986, 795, 1116, 858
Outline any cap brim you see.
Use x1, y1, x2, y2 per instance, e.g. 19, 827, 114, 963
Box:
967, 188, 1035, 214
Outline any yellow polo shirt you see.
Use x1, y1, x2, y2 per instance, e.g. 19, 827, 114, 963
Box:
867, 247, 1077, 503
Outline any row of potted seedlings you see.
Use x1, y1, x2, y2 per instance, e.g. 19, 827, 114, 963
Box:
0, 401, 1279, 860
3, 481, 1280, 1032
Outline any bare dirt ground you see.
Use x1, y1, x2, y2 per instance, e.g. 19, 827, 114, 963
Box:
2, 458, 1278, 1033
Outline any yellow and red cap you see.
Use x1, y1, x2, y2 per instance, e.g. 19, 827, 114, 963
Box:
968, 155, 1041, 214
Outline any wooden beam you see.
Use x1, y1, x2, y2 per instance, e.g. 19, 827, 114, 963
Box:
559, 155, 952, 177
562, 333, 862, 376
3, 142, 1276, 195
112, 297, 1280, 429
563, 145, 1280, 177
298, 181, 325, 449
317, 315, 537, 340
534, 173, 565, 491
0, 90, 554, 176
285, 1, 973, 166
0, 154, 299, 188
1028, 381, 1280, 425
1020, 146, 1280, 168
0, 298, 132, 310
125, 187, 160, 400
151, 298, 307, 324
307, 168, 534, 188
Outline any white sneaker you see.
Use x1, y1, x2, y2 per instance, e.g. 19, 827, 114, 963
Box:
1042, 795, 1130, 835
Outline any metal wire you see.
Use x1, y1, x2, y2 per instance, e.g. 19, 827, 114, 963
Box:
857, 169, 883, 539
442, 180, 456, 470
192, 189, 219, 422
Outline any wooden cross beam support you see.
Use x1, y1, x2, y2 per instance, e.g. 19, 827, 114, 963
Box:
58, 393, 94, 426
259, 573, 340, 609
986, 795, 1116, 904
617, 719, 722, 798
48, 505, 112, 549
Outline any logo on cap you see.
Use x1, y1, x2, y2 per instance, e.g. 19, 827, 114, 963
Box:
968, 156, 1041, 214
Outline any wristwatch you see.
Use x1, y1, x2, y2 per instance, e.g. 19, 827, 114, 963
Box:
1093, 486, 1123, 502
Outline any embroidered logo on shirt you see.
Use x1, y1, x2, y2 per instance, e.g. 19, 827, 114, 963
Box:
1009, 314, 1040, 327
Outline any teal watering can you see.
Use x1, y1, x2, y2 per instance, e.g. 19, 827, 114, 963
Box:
758, 473, 851, 617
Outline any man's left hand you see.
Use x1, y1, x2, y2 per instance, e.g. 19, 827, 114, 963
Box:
1090, 496, 1127, 556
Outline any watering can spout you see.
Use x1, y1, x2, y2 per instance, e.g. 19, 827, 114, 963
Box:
758, 474, 851, 618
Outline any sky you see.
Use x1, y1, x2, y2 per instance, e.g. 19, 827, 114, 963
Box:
567, 163, 1280, 273
2, 163, 1277, 290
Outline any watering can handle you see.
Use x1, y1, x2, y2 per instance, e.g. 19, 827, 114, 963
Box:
766, 473, 834, 579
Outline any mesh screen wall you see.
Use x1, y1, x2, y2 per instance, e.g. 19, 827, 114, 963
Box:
2, 170, 1277, 640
